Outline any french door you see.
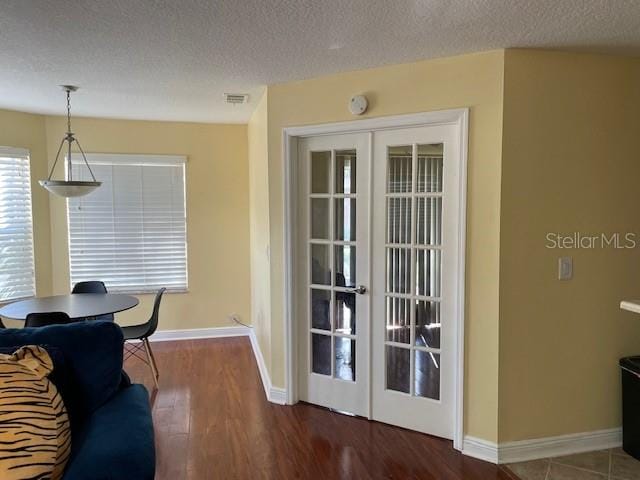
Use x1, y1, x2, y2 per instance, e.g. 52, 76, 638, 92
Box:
296, 133, 370, 416
296, 122, 462, 440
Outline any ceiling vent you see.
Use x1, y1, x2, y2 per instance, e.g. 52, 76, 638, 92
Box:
224, 93, 249, 105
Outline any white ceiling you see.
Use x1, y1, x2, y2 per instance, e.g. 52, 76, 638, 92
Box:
1, 0, 639, 123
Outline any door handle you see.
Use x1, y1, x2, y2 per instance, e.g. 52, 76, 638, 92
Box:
346, 285, 367, 295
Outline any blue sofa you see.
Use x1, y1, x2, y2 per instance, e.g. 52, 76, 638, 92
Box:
0, 321, 155, 480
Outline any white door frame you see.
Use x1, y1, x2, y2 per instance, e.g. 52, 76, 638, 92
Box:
282, 108, 469, 450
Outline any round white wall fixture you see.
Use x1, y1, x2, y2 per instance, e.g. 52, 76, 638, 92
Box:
349, 95, 368, 115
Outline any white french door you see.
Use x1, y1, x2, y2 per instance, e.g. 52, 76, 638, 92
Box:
371, 125, 460, 439
295, 120, 463, 441
296, 133, 370, 416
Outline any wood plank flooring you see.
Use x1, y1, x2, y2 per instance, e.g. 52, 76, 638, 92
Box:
124, 337, 520, 479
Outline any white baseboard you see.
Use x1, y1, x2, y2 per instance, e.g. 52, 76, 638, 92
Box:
149, 325, 250, 341
148, 325, 287, 406
248, 329, 287, 405
498, 428, 622, 464
463, 428, 622, 464
463, 436, 499, 464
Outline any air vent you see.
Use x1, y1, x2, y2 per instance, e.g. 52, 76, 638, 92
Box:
224, 93, 249, 105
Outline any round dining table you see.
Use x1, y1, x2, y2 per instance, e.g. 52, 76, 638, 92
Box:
0, 293, 139, 321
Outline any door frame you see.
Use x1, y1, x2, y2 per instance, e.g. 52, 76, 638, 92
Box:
282, 108, 469, 450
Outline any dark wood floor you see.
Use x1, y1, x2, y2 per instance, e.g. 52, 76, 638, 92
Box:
124, 337, 519, 480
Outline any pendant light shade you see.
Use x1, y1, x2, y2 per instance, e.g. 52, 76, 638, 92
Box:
40, 85, 101, 198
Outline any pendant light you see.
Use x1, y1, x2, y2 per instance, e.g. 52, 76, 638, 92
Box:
40, 85, 101, 197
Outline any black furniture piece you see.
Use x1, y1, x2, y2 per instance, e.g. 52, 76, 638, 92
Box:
122, 288, 165, 389
0, 294, 139, 321
72, 281, 114, 321
25, 311, 73, 328
620, 356, 640, 459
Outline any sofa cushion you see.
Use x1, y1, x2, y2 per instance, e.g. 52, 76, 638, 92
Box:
63, 384, 155, 480
0, 321, 124, 422
0, 345, 72, 480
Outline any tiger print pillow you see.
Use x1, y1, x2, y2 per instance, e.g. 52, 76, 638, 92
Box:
0, 345, 71, 480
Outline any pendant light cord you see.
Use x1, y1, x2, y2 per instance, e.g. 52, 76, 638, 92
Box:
44, 86, 98, 183
67, 89, 72, 134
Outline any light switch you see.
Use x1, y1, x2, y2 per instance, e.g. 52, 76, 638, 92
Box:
558, 257, 573, 280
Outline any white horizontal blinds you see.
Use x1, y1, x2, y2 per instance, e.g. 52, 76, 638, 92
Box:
0, 147, 36, 302
67, 154, 187, 293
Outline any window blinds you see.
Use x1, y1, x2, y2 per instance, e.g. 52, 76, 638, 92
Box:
0, 147, 36, 302
67, 154, 187, 293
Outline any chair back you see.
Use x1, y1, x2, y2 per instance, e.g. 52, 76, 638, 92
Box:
25, 312, 72, 328
71, 281, 114, 321
144, 288, 166, 338
72, 281, 108, 294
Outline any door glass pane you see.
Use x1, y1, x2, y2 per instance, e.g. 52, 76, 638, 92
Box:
335, 198, 356, 241
387, 146, 412, 193
311, 151, 331, 194
312, 333, 331, 375
417, 144, 443, 193
387, 197, 412, 244
386, 297, 410, 344
311, 289, 331, 331
415, 249, 441, 297
335, 337, 355, 381
335, 150, 356, 194
386, 346, 410, 393
335, 291, 355, 335
416, 197, 442, 245
311, 244, 331, 285
415, 301, 440, 348
386, 247, 411, 294
310, 198, 330, 239
334, 245, 356, 287
415, 351, 440, 400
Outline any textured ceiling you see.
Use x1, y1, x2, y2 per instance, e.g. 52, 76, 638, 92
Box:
1, 0, 639, 123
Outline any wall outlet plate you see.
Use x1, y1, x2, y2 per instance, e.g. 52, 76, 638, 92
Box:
558, 257, 573, 280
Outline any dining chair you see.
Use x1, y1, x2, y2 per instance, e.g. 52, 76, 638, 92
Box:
122, 288, 165, 389
72, 281, 114, 322
25, 312, 73, 328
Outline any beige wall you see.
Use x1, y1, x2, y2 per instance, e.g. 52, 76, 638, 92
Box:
43, 116, 251, 330
248, 91, 272, 372
6, 47, 639, 446
499, 50, 640, 441
0, 109, 54, 329
261, 51, 505, 442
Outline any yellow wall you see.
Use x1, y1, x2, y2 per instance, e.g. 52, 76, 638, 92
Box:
262, 51, 505, 442
43, 116, 251, 330
248, 91, 272, 372
499, 50, 640, 441
0, 109, 53, 328
6, 47, 639, 446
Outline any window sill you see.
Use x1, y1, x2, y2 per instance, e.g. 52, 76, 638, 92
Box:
109, 288, 189, 296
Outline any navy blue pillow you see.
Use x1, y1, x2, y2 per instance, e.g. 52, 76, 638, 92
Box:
0, 321, 124, 421
0, 344, 77, 419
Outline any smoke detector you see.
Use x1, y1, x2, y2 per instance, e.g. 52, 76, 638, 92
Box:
224, 93, 249, 105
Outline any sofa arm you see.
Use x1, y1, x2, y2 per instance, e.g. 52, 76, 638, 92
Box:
63, 384, 155, 480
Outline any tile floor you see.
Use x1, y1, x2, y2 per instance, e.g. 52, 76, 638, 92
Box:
507, 448, 640, 480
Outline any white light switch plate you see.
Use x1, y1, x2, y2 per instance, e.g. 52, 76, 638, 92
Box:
558, 257, 573, 280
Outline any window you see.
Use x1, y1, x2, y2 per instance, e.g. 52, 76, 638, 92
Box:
67, 154, 187, 293
0, 147, 36, 302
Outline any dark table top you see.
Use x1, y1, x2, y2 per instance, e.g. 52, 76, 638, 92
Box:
0, 293, 139, 320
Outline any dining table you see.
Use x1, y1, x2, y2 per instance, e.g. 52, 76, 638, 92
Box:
0, 293, 139, 321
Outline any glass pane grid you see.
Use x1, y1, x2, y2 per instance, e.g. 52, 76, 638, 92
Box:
384, 143, 443, 400
308, 148, 357, 383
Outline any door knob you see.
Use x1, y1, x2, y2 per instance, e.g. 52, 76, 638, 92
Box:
347, 285, 367, 295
